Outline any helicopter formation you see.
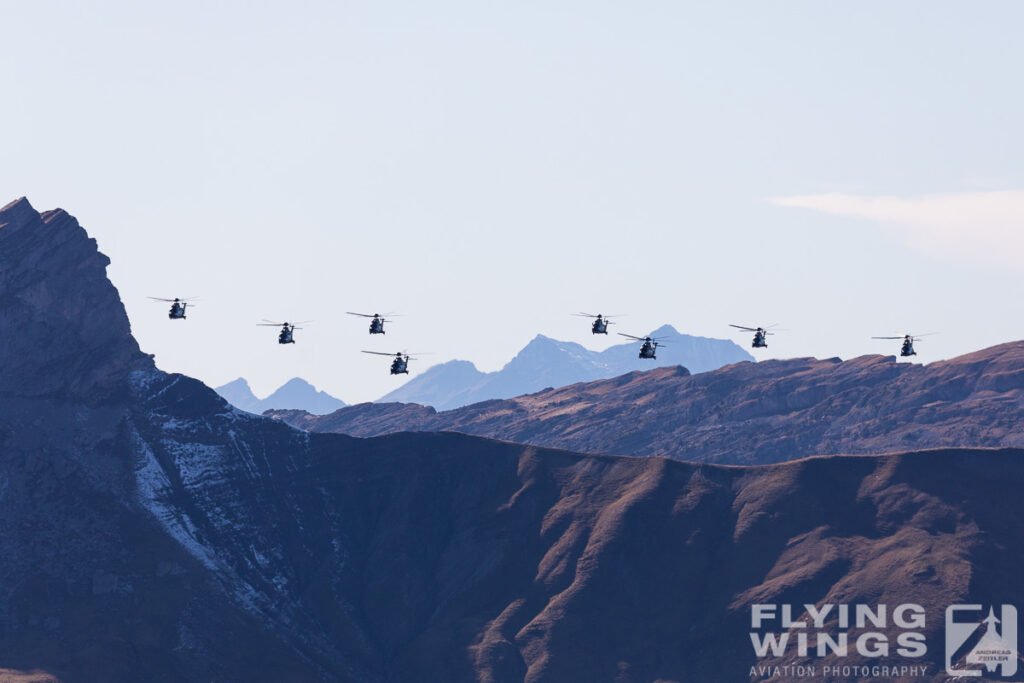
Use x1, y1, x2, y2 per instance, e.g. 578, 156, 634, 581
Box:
149, 299, 936, 374
149, 297, 422, 374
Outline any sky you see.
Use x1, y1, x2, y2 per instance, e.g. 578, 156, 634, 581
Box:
2, 1, 1023, 404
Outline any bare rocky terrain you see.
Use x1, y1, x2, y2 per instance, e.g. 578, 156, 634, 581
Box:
2, 197, 1022, 682
271, 342, 1024, 465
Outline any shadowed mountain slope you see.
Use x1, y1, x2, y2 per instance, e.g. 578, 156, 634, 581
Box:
273, 345, 1024, 464
1, 197, 1020, 682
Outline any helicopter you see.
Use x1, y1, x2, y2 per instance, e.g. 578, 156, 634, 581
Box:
362, 350, 420, 375
573, 312, 621, 335
872, 333, 935, 358
347, 312, 395, 335
730, 324, 777, 349
258, 320, 310, 345
149, 297, 197, 320
618, 332, 667, 360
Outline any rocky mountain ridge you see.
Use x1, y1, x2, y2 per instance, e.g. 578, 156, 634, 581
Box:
273, 342, 1024, 465
1, 197, 1019, 682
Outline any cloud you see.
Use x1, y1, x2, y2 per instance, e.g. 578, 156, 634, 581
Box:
770, 190, 1024, 269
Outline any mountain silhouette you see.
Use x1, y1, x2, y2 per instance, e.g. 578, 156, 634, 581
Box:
215, 376, 345, 414
378, 326, 753, 410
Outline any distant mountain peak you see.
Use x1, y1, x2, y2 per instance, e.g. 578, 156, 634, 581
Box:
440, 359, 479, 370
376, 325, 753, 410
215, 376, 346, 415
648, 323, 680, 337
280, 377, 315, 388
512, 334, 584, 359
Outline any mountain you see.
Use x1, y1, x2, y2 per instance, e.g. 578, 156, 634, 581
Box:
213, 377, 263, 411
377, 326, 753, 410
377, 359, 487, 409
215, 376, 346, 414
3, 196, 1022, 682
274, 343, 1024, 465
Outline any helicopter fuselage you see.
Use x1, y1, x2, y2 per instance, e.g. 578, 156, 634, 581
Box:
278, 325, 295, 344
369, 317, 385, 334
592, 319, 609, 334
752, 329, 767, 348
390, 358, 408, 374
901, 339, 916, 357
168, 302, 187, 319
639, 341, 658, 359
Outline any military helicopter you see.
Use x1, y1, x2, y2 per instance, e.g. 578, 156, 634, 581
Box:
148, 296, 197, 320
347, 312, 396, 335
730, 324, 778, 349
258, 320, 311, 345
573, 312, 621, 335
618, 332, 667, 359
362, 350, 422, 375
872, 333, 935, 358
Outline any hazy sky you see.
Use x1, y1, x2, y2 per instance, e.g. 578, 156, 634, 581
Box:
3, 1, 1023, 403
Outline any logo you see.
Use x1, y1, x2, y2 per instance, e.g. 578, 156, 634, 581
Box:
946, 604, 1017, 677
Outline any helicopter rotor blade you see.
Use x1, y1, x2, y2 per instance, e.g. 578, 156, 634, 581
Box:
361, 350, 397, 357
730, 324, 758, 332
617, 332, 646, 341
346, 312, 375, 318
872, 336, 904, 340
148, 297, 177, 302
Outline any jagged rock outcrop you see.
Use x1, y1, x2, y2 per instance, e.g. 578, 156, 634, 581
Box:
273, 345, 1024, 464
0, 198, 325, 680
0, 198, 152, 400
